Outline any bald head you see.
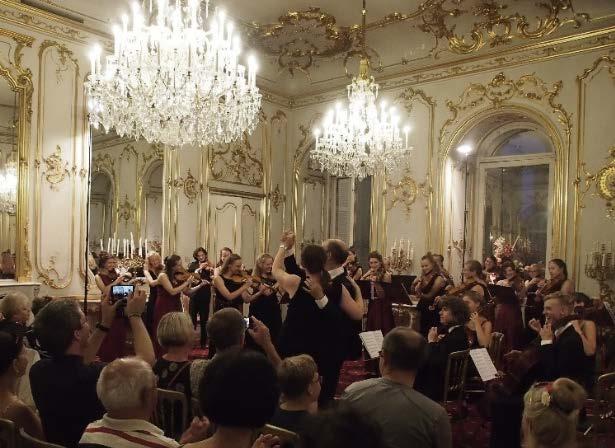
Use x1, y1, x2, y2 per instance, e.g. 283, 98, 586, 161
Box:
323, 239, 349, 267
97, 357, 155, 412
381, 327, 426, 372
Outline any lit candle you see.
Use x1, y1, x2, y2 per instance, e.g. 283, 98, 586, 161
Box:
603, 252, 607, 267
122, 13, 129, 34
139, 238, 142, 258
116, 239, 120, 256
107, 238, 111, 253
89, 51, 96, 75
145, 239, 148, 253
100, 239, 104, 252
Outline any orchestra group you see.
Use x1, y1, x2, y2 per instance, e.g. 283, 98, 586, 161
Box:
0, 230, 610, 448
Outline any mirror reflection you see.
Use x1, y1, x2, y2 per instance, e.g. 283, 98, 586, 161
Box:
89, 129, 163, 281
0, 78, 17, 279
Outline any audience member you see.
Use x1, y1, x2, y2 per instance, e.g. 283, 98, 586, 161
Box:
154, 312, 208, 400
300, 406, 384, 448
343, 327, 452, 448
0, 292, 32, 325
462, 290, 492, 348
415, 296, 470, 401
79, 357, 208, 448
0, 320, 44, 439
527, 293, 590, 388
184, 351, 280, 448
571, 292, 597, 357
0, 292, 39, 408
206, 308, 281, 367
522, 378, 586, 448
271, 354, 320, 433
30, 291, 154, 448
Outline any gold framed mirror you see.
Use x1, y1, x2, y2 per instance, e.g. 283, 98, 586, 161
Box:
0, 29, 34, 281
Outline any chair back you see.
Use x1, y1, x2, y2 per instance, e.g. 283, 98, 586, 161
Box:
152, 388, 188, 441
17, 428, 64, 448
260, 424, 299, 448
488, 332, 505, 369
0, 418, 16, 448
592, 372, 615, 446
442, 350, 470, 406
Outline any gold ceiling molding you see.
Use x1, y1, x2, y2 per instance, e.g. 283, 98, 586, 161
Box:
438, 72, 572, 146
209, 131, 264, 187
0, 28, 34, 68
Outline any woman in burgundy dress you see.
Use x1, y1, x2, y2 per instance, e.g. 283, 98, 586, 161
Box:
495, 262, 525, 351
152, 255, 195, 356
360, 251, 394, 335
94, 252, 130, 362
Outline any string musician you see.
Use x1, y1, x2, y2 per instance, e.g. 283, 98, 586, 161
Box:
244, 254, 282, 344
410, 253, 447, 336
187, 247, 213, 348
535, 259, 575, 303
494, 262, 525, 351
344, 247, 363, 280
212, 253, 253, 313
360, 251, 394, 335
94, 252, 132, 362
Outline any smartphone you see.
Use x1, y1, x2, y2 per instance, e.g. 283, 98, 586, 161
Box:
244, 317, 251, 329
110, 284, 134, 304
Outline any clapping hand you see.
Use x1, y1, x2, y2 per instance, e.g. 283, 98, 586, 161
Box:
303, 276, 325, 301
247, 316, 273, 349
427, 326, 439, 343
252, 434, 280, 448
470, 311, 480, 324
528, 318, 542, 333
539, 322, 554, 341
179, 417, 210, 444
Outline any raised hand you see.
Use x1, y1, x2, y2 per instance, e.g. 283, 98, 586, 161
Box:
428, 326, 439, 343
125, 289, 147, 316
528, 318, 542, 333
539, 322, 554, 341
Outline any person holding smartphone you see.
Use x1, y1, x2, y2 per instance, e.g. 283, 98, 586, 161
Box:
94, 252, 132, 362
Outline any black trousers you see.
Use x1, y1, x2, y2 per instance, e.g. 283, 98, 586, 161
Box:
317, 352, 346, 408
189, 290, 210, 347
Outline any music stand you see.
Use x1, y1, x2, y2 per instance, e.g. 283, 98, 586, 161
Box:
488, 284, 518, 305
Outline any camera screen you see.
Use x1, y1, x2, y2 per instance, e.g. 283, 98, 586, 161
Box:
111, 285, 134, 301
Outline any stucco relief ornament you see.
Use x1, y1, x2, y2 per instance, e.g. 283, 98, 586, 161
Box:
117, 195, 135, 223
596, 146, 615, 219
181, 169, 201, 205
267, 184, 285, 211
42, 145, 70, 191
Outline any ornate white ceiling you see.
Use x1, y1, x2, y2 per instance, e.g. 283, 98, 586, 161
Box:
24, 1, 615, 99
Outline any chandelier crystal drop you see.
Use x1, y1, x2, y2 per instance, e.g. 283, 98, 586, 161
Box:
312, 1, 411, 180
85, 0, 261, 147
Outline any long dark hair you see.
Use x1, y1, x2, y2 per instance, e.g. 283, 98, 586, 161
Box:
549, 258, 568, 280
217, 247, 233, 267
220, 254, 242, 277
193, 247, 208, 261
97, 251, 116, 270
421, 252, 440, 274
164, 255, 182, 278
300, 245, 331, 288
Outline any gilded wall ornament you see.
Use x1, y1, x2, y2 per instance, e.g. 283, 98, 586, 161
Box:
578, 146, 615, 219
439, 72, 572, 146
180, 169, 201, 205
40, 145, 70, 191
267, 184, 285, 211
209, 131, 264, 187
119, 143, 138, 161
93, 153, 115, 177
117, 194, 136, 223
386, 168, 431, 216
38, 40, 80, 83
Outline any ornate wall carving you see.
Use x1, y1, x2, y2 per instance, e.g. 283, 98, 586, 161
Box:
209, 131, 264, 187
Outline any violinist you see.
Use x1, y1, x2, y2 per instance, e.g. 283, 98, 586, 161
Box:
484, 255, 503, 285
535, 259, 575, 300
495, 262, 525, 351
244, 254, 282, 344
433, 253, 454, 287
143, 251, 164, 334
446, 260, 489, 299
360, 251, 394, 335
212, 253, 253, 313
94, 252, 131, 361
188, 247, 213, 348
152, 255, 205, 356
524, 263, 545, 323
213, 247, 233, 277
344, 247, 363, 280
411, 253, 447, 336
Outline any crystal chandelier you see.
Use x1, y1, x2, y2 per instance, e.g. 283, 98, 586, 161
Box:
85, 0, 261, 147
0, 162, 17, 214
312, 0, 411, 180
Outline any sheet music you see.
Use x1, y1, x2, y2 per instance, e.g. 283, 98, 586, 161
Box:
359, 330, 384, 359
470, 348, 498, 382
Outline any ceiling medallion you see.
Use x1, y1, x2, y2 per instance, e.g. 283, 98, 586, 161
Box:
312, 0, 412, 180
85, 0, 261, 148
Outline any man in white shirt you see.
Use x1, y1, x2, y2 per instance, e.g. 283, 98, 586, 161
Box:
79, 357, 207, 448
342, 327, 452, 448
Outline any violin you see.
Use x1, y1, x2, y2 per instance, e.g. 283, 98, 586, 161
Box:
173, 267, 201, 286
251, 274, 279, 294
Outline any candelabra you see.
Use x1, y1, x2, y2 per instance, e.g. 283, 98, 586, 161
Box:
117, 255, 145, 272
389, 239, 414, 274
584, 242, 615, 305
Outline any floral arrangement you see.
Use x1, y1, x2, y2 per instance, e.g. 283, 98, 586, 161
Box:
493, 236, 535, 267
493, 237, 514, 260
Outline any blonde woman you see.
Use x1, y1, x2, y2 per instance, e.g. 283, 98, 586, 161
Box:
522, 378, 586, 448
153, 312, 209, 403
244, 254, 282, 343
